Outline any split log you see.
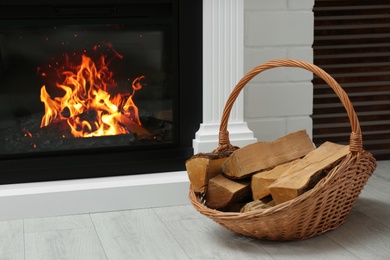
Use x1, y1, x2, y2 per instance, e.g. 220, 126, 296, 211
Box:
186, 151, 232, 193
205, 174, 251, 210
251, 159, 300, 200
221, 130, 315, 179
120, 114, 153, 138
268, 142, 350, 205
240, 196, 276, 213
224, 200, 253, 213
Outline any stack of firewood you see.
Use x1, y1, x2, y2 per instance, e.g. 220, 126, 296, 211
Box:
186, 130, 349, 212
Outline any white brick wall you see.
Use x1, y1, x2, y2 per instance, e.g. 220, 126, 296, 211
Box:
244, 0, 314, 141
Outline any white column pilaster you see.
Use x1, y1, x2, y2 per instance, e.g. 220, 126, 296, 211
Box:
193, 0, 256, 153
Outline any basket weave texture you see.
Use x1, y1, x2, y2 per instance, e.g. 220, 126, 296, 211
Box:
189, 59, 376, 240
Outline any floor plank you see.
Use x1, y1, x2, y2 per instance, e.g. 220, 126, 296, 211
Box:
90, 208, 189, 260
152, 204, 203, 222
24, 214, 94, 233
0, 220, 24, 260
372, 160, 390, 180
160, 216, 274, 260
23, 214, 106, 260
352, 160, 390, 229
24, 228, 107, 260
325, 209, 390, 259
156, 205, 359, 260
354, 187, 390, 229
259, 235, 359, 260
366, 165, 390, 196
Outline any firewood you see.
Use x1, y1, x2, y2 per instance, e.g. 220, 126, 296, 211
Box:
251, 159, 300, 200
224, 200, 253, 213
205, 174, 251, 210
240, 196, 276, 213
185, 151, 232, 193
268, 142, 350, 205
221, 130, 315, 179
120, 114, 153, 138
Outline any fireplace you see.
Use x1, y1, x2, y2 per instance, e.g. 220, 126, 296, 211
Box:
0, 0, 202, 184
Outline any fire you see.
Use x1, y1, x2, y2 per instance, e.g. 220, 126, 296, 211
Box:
39, 48, 146, 138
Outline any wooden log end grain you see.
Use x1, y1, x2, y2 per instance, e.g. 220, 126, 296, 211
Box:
205, 174, 251, 210
240, 196, 276, 213
186, 151, 232, 193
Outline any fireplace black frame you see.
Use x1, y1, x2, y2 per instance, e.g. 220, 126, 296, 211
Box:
0, 0, 202, 184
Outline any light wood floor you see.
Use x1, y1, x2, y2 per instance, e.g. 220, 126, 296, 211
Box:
1, 160, 389, 260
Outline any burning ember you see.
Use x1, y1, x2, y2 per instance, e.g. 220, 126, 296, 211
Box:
39, 44, 149, 138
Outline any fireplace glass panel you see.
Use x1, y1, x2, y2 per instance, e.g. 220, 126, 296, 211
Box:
0, 21, 175, 156
0, 1, 202, 184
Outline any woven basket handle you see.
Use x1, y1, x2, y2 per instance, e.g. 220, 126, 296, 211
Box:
215, 59, 362, 153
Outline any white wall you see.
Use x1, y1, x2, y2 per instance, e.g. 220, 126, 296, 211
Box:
243, 0, 314, 141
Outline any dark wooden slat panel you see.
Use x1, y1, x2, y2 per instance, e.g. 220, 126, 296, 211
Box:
314, 7, 390, 17
314, 84, 390, 95
312, 113, 390, 124
314, 36, 390, 47
314, 1, 390, 8
313, 120, 390, 129
313, 132, 390, 144
313, 104, 390, 115
370, 153, 390, 160
314, 94, 390, 104
313, 123, 390, 135
314, 46, 390, 56
364, 142, 390, 150
363, 132, 390, 141
314, 56, 390, 65
311, 127, 350, 133
315, 17, 390, 26
313, 74, 390, 84
312, 65, 390, 74
315, 27, 390, 37
313, 138, 348, 145
313, 0, 390, 159
314, 127, 390, 137
312, 116, 350, 125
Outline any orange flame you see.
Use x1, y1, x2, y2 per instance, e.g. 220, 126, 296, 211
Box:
40, 51, 145, 138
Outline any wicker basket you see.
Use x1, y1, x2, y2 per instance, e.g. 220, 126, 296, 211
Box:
189, 59, 377, 240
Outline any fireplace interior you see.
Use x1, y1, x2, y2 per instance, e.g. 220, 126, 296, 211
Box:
0, 0, 202, 184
